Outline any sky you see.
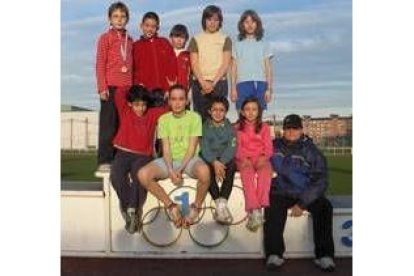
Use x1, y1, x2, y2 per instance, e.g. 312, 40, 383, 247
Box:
61, 0, 352, 121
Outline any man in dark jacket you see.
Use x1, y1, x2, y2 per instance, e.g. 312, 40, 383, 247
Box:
264, 114, 335, 272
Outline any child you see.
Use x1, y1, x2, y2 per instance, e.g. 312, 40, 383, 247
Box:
231, 10, 274, 111
133, 12, 177, 95
111, 85, 168, 234
138, 84, 210, 228
235, 97, 273, 232
200, 96, 237, 224
95, 1, 133, 172
189, 5, 232, 120
169, 24, 191, 96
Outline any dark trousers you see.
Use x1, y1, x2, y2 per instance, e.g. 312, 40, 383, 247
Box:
98, 87, 119, 165
192, 79, 228, 121
208, 160, 236, 200
110, 149, 151, 210
263, 191, 335, 259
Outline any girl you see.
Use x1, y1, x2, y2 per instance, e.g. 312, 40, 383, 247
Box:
189, 5, 232, 121
231, 10, 274, 112
235, 97, 273, 232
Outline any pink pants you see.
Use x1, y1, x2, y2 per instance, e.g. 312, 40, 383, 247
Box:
237, 156, 273, 212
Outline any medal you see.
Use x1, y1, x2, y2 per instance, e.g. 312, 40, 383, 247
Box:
119, 30, 129, 73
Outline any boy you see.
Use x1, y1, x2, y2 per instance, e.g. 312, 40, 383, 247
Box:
200, 96, 236, 224
138, 84, 210, 228
169, 24, 191, 106
169, 24, 191, 91
96, 1, 133, 171
189, 5, 232, 120
111, 85, 168, 234
264, 114, 335, 272
133, 12, 177, 95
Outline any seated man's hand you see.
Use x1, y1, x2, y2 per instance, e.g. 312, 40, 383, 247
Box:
290, 204, 304, 217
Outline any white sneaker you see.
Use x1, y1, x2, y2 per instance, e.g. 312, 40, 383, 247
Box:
266, 255, 285, 270
214, 199, 228, 224
314, 257, 336, 272
246, 210, 262, 232
222, 204, 234, 224
97, 163, 111, 172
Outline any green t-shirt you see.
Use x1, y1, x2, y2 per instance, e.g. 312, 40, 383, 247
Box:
157, 111, 202, 161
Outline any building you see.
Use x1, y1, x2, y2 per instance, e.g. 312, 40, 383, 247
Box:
302, 114, 352, 146
264, 114, 352, 146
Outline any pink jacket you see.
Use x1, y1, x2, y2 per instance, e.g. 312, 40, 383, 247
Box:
235, 122, 273, 160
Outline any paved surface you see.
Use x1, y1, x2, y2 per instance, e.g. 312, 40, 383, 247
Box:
62, 257, 352, 275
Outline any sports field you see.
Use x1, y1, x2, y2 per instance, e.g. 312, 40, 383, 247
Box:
61, 152, 352, 195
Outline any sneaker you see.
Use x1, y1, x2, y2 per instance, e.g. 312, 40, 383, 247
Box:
97, 163, 111, 172
314, 257, 336, 272
119, 204, 131, 225
266, 255, 285, 270
246, 209, 263, 232
222, 205, 234, 224
215, 198, 233, 224
125, 208, 137, 234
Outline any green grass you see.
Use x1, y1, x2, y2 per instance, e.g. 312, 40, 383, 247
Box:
61, 152, 352, 195
61, 152, 100, 182
326, 155, 352, 195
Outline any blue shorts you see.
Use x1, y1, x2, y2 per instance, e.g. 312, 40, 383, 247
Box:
236, 81, 268, 111
150, 156, 205, 179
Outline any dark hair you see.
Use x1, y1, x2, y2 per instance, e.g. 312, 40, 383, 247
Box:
142, 11, 160, 25
148, 88, 166, 107
169, 24, 189, 41
127, 85, 150, 103
238, 9, 263, 41
108, 2, 130, 23
201, 5, 223, 31
236, 97, 263, 133
209, 96, 229, 111
168, 84, 187, 98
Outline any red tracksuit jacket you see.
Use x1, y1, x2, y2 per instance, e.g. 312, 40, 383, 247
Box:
95, 28, 133, 93
133, 35, 177, 92
112, 89, 168, 156
175, 50, 191, 91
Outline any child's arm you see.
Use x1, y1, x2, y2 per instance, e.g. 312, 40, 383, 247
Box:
212, 37, 232, 87
96, 34, 109, 99
189, 38, 213, 94
264, 42, 274, 103
113, 88, 128, 118
200, 126, 215, 164
161, 137, 175, 176
164, 39, 178, 90
230, 58, 238, 103
178, 113, 202, 172
264, 57, 273, 103
220, 125, 237, 164
262, 123, 274, 159
177, 136, 199, 173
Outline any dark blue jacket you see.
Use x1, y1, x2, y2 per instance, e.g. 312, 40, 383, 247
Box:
270, 135, 328, 208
